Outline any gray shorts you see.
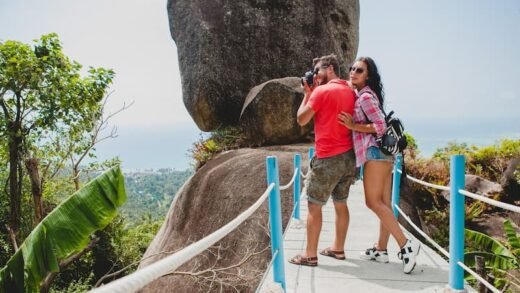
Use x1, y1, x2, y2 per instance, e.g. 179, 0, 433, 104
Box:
305, 150, 356, 206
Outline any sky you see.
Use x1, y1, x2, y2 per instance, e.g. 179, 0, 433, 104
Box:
1, 0, 519, 169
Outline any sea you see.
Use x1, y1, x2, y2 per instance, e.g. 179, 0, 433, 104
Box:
95, 117, 519, 170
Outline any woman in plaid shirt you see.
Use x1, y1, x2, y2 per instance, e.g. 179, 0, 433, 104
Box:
338, 57, 420, 274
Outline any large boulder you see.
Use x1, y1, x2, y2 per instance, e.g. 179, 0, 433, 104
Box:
442, 174, 503, 202
138, 145, 311, 292
168, 0, 360, 131
500, 157, 520, 204
240, 77, 313, 146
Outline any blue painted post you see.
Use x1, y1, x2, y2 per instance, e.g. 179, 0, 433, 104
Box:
391, 155, 403, 218
309, 147, 315, 161
293, 154, 301, 220
449, 155, 465, 291
360, 164, 364, 181
265, 156, 286, 290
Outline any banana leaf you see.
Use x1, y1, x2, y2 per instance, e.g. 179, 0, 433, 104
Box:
503, 220, 520, 255
464, 251, 518, 271
465, 228, 514, 258
0, 166, 126, 293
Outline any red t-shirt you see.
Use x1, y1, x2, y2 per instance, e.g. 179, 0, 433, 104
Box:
308, 79, 355, 158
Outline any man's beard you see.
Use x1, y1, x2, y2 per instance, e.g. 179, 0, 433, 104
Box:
317, 75, 329, 86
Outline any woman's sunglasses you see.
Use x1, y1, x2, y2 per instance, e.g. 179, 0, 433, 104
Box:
349, 66, 365, 74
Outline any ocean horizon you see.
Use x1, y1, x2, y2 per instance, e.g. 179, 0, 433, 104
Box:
94, 117, 519, 170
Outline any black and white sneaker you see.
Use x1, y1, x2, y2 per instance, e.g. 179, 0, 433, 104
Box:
360, 246, 389, 263
398, 239, 421, 274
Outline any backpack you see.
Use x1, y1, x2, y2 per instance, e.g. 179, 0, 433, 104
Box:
377, 110, 407, 155
359, 91, 407, 155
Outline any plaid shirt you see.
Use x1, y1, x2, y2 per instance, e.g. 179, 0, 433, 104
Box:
352, 86, 387, 167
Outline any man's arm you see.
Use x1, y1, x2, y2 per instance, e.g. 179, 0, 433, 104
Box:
297, 84, 315, 126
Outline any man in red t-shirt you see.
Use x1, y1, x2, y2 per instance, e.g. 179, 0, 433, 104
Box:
289, 54, 356, 266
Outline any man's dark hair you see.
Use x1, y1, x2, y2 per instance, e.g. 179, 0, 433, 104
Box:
312, 54, 340, 76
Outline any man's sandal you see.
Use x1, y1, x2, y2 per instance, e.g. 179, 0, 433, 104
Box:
288, 255, 318, 266
319, 247, 346, 260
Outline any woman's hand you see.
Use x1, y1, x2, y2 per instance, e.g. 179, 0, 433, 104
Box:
338, 112, 354, 129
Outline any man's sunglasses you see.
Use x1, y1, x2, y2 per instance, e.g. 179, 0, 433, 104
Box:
349, 66, 365, 74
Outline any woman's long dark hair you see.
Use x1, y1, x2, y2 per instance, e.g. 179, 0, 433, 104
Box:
357, 57, 384, 107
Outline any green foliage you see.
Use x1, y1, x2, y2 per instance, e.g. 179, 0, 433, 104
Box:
49, 273, 94, 293
0, 33, 114, 135
0, 33, 115, 243
113, 215, 162, 273
472, 139, 520, 182
404, 132, 418, 150
189, 127, 244, 169
464, 220, 520, 291
122, 169, 192, 223
432, 141, 477, 163
422, 208, 450, 248
0, 167, 126, 293
403, 132, 420, 159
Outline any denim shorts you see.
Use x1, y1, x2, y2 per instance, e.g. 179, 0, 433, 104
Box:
366, 146, 394, 162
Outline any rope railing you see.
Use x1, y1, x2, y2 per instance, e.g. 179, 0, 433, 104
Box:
392, 154, 519, 292
394, 205, 449, 258
459, 189, 520, 213
91, 183, 275, 293
457, 261, 501, 293
280, 168, 298, 191
404, 173, 450, 191
92, 146, 516, 293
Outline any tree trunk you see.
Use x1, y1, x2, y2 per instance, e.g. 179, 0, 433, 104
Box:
25, 157, 44, 225
7, 120, 23, 246
73, 166, 80, 191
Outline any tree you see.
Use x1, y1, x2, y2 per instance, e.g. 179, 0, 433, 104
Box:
0, 34, 114, 245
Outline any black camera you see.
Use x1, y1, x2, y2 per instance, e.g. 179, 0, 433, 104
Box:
301, 70, 314, 87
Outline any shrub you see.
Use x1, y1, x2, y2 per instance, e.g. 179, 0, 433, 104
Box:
189, 127, 245, 169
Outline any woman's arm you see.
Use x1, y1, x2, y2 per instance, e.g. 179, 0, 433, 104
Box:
337, 112, 376, 133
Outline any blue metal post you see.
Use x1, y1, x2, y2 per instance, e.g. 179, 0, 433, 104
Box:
449, 155, 465, 291
309, 147, 315, 161
293, 154, 301, 220
265, 156, 286, 290
360, 164, 364, 181
391, 155, 403, 218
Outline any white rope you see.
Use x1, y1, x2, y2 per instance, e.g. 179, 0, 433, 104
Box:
300, 170, 308, 179
90, 183, 275, 293
457, 261, 500, 293
405, 174, 450, 191
280, 168, 299, 191
394, 205, 449, 258
459, 189, 520, 213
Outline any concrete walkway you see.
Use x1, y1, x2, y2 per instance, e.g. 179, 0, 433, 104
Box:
259, 181, 475, 292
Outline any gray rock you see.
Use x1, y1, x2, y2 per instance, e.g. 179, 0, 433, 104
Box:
139, 145, 311, 292
240, 77, 313, 145
442, 174, 503, 201
168, 0, 360, 131
500, 157, 520, 202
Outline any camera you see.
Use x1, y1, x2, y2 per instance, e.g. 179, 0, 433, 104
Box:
301, 70, 314, 87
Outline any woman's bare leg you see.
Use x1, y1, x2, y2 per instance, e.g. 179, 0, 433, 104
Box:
363, 161, 407, 248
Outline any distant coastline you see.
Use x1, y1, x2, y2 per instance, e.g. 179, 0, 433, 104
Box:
95, 117, 520, 170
